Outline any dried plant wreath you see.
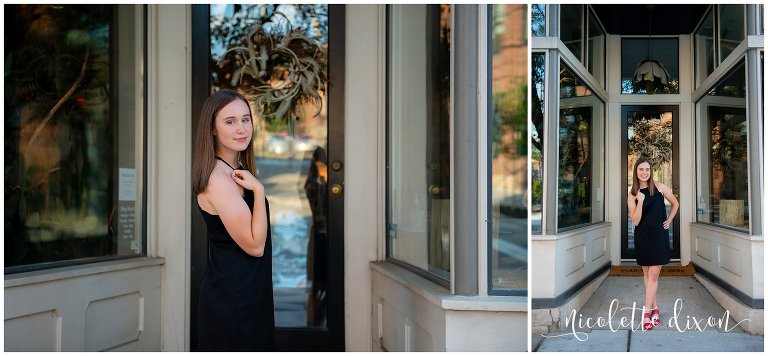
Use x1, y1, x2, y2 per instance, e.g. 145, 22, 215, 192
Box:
218, 11, 328, 136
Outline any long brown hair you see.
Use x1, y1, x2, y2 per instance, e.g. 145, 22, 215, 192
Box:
192, 89, 256, 194
630, 156, 656, 197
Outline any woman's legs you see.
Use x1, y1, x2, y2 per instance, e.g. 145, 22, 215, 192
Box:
648, 266, 662, 325
644, 265, 661, 310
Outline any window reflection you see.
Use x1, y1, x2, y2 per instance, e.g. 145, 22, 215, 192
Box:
560, 5, 583, 60
587, 9, 605, 86
491, 4, 528, 292
531, 53, 545, 235
558, 62, 603, 231
4, 5, 145, 269
621, 38, 679, 94
387, 4, 451, 281
696, 60, 749, 231
718, 5, 745, 63
695, 9, 715, 87
531, 4, 546, 37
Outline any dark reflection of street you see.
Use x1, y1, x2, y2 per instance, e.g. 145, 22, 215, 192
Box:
257, 157, 326, 328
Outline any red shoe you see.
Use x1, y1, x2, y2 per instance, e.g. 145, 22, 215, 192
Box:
642, 312, 654, 331
651, 307, 660, 327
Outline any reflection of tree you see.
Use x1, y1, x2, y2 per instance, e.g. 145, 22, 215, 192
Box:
211, 5, 328, 135
628, 114, 672, 169
5, 5, 114, 266
558, 109, 591, 228
531, 4, 546, 36
710, 112, 747, 200
531, 54, 545, 156
493, 84, 527, 158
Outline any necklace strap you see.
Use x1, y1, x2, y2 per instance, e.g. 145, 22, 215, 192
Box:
215, 156, 238, 170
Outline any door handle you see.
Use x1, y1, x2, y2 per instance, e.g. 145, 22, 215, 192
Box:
330, 183, 343, 197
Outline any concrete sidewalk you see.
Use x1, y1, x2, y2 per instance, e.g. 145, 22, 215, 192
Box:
533, 276, 764, 352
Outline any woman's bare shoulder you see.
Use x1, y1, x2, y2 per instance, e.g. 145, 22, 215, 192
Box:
204, 164, 239, 195
654, 182, 670, 193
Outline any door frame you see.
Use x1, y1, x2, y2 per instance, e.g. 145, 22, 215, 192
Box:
190, 5, 345, 351
620, 105, 681, 261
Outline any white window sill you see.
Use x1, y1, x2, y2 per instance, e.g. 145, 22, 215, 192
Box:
5, 257, 165, 288
690, 222, 762, 241
371, 261, 527, 312
531, 221, 611, 241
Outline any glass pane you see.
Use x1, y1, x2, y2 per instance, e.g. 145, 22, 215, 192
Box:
626, 111, 674, 254
587, 9, 605, 87
560, 5, 583, 61
621, 38, 679, 94
210, 4, 329, 328
718, 5, 745, 63
490, 4, 527, 292
531, 53, 545, 235
695, 9, 715, 87
491, 5, 505, 54
531, 4, 546, 37
696, 60, 748, 231
558, 62, 603, 231
387, 4, 451, 281
5, 5, 145, 269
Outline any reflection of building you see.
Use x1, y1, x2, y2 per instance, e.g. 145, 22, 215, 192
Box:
4, 5, 528, 351
531, 4, 763, 337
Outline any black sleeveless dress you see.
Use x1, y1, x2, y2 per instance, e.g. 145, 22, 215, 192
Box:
634, 186, 670, 266
197, 166, 274, 351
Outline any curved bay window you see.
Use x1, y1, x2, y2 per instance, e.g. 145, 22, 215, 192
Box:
4, 5, 146, 271
696, 59, 749, 231
558, 61, 604, 231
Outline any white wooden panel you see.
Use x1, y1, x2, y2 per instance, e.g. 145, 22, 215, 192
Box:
4, 310, 60, 352
591, 235, 607, 261
380, 300, 407, 352
564, 243, 586, 276
4, 260, 162, 351
85, 292, 142, 351
695, 235, 713, 261
718, 243, 743, 277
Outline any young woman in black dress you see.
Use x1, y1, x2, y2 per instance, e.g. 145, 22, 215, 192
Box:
627, 157, 678, 331
191, 89, 274, 350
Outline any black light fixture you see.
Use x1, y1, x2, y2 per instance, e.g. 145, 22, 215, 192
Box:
632, 5, 671, 94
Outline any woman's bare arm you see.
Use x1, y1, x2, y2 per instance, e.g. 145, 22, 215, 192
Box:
202, 168, 268, 257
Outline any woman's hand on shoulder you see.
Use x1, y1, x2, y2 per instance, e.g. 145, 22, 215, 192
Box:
232, 169, 264, 194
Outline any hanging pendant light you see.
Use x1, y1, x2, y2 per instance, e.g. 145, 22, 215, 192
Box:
632, 5, 671, 94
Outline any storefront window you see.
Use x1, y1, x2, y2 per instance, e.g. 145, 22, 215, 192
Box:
696, 60, 749, 231
621, 38, 679, 94
558, 61, 604, 231
718, 5, 745, 63
586, 9, 605, 87
695, 8, 715, 87
531, 53, 545, 235
560, 5, 583, 61
387, 4, 451, 281
4, 5, 145, 270
532, 4, 546, 37
490, 4, 527, 293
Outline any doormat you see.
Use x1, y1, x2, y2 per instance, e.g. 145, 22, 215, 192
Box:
609, 263, 695, 276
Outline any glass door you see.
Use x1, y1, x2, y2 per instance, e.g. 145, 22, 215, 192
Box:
621, 105, 680, 261
191, 5, 345, 351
